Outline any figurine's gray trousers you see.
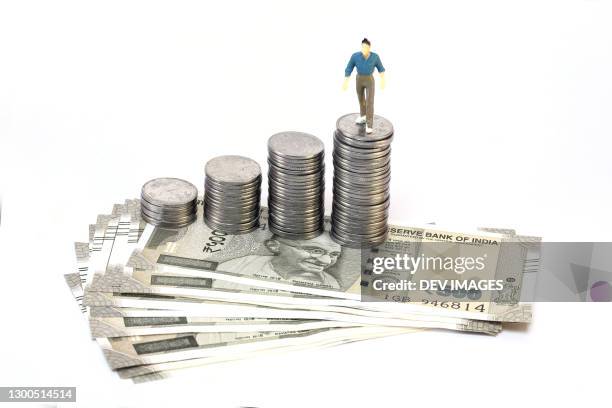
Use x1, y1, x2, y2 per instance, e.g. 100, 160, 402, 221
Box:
356, 74, 375, 127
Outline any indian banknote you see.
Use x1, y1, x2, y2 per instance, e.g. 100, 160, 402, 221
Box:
64, 199, 538, 382
80, 202, 505, 334
99, 325, 418, 371
88, 203, 537, 322
122, 325, 421, 383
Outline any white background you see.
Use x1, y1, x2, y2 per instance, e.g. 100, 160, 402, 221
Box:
1, 0, 611, 407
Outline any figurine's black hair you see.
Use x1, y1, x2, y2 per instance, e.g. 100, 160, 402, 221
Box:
361, 38, 371, 46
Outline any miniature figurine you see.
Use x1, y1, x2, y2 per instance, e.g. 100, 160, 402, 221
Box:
342, 38, 386, 133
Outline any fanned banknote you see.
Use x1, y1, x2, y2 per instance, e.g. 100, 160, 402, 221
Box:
90, 204, 535, 322
65, 199, 538, 382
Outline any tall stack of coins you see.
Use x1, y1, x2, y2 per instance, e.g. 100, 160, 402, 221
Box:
331, 113, 393, 248
140, 178, 198, 228
204, 155, 262, 234
267, 131, 325, 239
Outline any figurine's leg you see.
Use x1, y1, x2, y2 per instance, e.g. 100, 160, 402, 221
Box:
356, 76, 367, 121
365, 75, 375, 128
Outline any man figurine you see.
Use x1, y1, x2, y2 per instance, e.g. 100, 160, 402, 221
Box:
342, 38, 386, 134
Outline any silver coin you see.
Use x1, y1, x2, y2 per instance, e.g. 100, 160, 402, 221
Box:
268, 180, 324, 195
332, 216, 389, 229
268, 152, 324, 167
334, 130, 393, 150
204, 189, 261, 203
269, 225, 323, 240
333, 191, 389, 206
268, 193, 323, 205
268, 210, 323, 223
140, 203, 197, 217
268, 202, 323, 212
331, 206, 389, 220
204, 194, 260, 205
268, 163, 323, 176
204, 213, 259, 226
269, 224, 324, 234
334, 167, 391, 181
333, 176, 389, 191
141, 178, 198, 207
204, 194, 260, 208
331, 224, 389, 238
268, 162, 323, 177
205, 155, 262, 185
204, 207, 260, 221
333, 196, 390, 211
205, 222, 259, 235
331, 216, 388, 232
336, 114, 393, 142
272, 216, 324, 226
332, 151, 391, 168
334, 175, 390, 189
140, 201, 197, 217
269, 207, 323, 217
331, 230, 388, 244
268, 186, 323, 200
331, 220, 388, 234
333, 140, 391, 160
332, 182, 388, 197
269, 222, 324, 231
269, 223, 324, 234
142, 213, 197, 228
204, 216, 259, 230
141, 210, 198, 224
268, 131, 324, 160
204, 208, 260, 222
333, 141, 390, 157
268, 153, 324, 164
331, 206, 389, 221
204, 198, 260, 211
205, 178, 261, 192
333, 176, 389, 190
268, 173, 324, 186
268, 176, 324, 189
330, 229, 388, 248
269, 203, 323, 215
333, 159, 389, 172
204, 199, 259, 209
268, 178, 324, 189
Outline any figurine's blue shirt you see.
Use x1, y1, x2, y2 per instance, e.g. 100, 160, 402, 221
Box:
344, 52, 385, 76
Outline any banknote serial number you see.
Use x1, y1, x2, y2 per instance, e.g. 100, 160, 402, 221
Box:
203, 230, 228, 253
0, 387, 76, 402
422, 299, 486, 312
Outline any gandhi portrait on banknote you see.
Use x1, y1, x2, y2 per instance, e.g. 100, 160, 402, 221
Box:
218, 232, 343, 290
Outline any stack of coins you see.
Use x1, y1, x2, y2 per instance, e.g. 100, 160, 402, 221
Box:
140, 178, 198, 228
204, 155, 262, 234
331, 113, 393, 248
267, 131, 325, 239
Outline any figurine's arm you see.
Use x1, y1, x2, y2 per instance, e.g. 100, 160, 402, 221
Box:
342, 55, 356, 91
376, 56, 386, 89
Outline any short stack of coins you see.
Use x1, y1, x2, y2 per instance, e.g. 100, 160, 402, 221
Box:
204, 155, 262, 234
331, 113, 393, 248
140, 177, 198, 228
267, 131, 325, 239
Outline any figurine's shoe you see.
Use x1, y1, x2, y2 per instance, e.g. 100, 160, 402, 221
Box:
365, 126, 374, 134
355, 115, 367, 125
